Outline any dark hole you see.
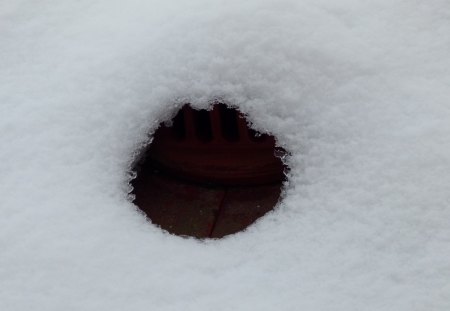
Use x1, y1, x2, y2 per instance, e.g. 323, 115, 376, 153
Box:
194, 109, 213, 142
219, 104, 239, 142
131, 103, 288, 239
171, 109, 185, 141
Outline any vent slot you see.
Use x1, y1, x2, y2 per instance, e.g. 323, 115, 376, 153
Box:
172, 109, 186, 141
194, 109, 213, 142
219, 104, 239, 142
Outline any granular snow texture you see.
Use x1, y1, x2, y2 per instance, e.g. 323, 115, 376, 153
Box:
1, 0, 450, 310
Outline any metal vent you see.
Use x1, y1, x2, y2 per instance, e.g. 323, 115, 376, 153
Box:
147, 103, 285, 186
132, 103, 287, 239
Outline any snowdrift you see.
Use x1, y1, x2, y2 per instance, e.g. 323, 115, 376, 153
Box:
1, 0, 449, 310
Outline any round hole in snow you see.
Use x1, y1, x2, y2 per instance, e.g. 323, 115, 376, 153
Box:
131, 103, 288, 239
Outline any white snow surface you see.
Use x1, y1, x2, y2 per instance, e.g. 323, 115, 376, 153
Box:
1, 0, 450, 310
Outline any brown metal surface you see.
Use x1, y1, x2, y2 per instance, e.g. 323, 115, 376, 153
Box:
147, 104, 285, 186
132, 164, 282, 239
131, 103, 286, 238
209, 184, 281, 238
133, 166, 222, 238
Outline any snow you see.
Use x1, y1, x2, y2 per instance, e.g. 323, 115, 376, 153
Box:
1, 0, 450, 310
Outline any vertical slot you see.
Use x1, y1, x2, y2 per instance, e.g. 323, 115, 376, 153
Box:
172, 109, 186, 141
194, 109, 213, 142
219, 104, 239, 142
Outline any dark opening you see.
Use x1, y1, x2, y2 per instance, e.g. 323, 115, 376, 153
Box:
194, 109, 213, 142
172, 110, 185, 141
219, 104, 239, 142
131, 103, 287, 239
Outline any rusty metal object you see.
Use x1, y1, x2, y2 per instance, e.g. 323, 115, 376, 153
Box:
131, 103, 286, 238
147, 104, 285, 186
132, 166, 281, 239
